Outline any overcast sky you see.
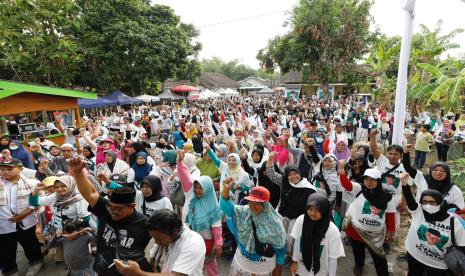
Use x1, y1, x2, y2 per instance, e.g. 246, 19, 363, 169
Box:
152, 0, 465, 69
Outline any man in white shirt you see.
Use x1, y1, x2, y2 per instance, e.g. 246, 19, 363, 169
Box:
0, 159, 43, 276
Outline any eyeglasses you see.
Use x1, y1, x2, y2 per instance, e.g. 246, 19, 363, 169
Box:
106, 203, 130, 215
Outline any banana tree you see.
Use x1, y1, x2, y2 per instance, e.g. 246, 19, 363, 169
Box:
412, 59, 465, 112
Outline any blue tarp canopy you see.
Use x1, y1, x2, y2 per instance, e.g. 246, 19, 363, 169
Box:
104, 90, 143, 105
78, 97, 117, 108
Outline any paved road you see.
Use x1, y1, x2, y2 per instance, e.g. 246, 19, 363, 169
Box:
15, 241, 407, 276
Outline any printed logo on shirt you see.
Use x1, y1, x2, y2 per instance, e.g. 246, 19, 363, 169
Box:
362, 200, 385, 218
102, 224, 118, 247
417, 224, 449, 251
382, 175, 400, 189
118, 229, 135, 249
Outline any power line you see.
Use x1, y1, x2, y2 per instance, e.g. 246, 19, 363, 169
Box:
198, 10, 288, 29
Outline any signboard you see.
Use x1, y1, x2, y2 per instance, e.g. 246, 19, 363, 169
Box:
18, 123, 36, 133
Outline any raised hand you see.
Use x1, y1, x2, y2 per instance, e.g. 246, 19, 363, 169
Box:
239, 148, 248, 160
67, 157, 86, 174
400, 172, 410, 186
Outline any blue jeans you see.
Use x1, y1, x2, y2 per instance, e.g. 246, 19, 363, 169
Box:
415, 150, 427, 169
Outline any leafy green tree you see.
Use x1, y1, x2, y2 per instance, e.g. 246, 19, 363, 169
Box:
257, 0, 374, 98
410, 59, 465, 112
0, 0, 83, 86
201, 57, 256, 81
76, 0, 201, 95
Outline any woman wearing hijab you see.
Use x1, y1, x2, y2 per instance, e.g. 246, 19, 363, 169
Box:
265, 153, 317, 254
171, 127, 187, 149
272, 136, 292, 172
290, 193, 345, 275
241, 145, 281, 208
196, 152, 221, 184
48, 144, 68, 174
127, 152, 153, 190
183, 152, 201, 179
206, 145, 252, 205
95, 138, 120, 166
400, 173, 465, 275
135, 175, 172, 217
433, 119, 454, 162
30, 175, 92, 264
95, 150, 129, 191
8, 140, 35, 169
343, 168, 395, 276
128, 141, 154, 167
333, 140, 351, 162
402, 149, 464, 210
220, 185, 287, 276
215, 144, 229, 163
81, 145, 96, 175
30, 175, 91, 227
312, 154, 343, 207
176, 151, 223, 276
152, 150, 177, 197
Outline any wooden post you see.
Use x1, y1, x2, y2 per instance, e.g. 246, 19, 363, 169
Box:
74, 108, 82, 128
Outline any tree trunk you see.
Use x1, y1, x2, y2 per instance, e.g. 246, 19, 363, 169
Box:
321, 82, 329, 101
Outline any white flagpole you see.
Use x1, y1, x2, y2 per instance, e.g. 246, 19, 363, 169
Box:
392, 0, 416, 145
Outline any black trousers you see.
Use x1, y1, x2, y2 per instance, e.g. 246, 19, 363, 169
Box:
407, 252, 448, 276
436, 142, 449, 162
0, 224, 43, 275
351, 239, 388, 276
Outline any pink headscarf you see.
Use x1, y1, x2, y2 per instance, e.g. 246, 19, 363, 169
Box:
272, 136, 290, 167
96, 138, 120, 165
333, 140, 351, 162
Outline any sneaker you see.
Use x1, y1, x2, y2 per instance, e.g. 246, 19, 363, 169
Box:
397, 252, 408, 262
25, 262, 43, 276
383, 243, 391, 254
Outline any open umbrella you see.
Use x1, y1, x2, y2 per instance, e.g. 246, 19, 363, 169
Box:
170, 85, 199, 93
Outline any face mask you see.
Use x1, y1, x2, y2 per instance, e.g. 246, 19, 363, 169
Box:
316, 137, 324, 143
422, 204, 440, 214
9, 146, 19, 151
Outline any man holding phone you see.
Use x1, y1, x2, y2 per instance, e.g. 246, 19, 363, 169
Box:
68, 157, 152, 276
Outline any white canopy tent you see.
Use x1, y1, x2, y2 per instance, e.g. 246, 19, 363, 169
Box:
136, 94, 160, 102
215, 88, 226, 95
223, 88, 239, 96
199, 89, 221, 100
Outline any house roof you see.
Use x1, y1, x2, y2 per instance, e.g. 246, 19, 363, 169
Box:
0, 80, 97, 100
240, 76, 270, 87
199, 72, 237, 89
280, 71, 302, 84
163, 79, 194, 89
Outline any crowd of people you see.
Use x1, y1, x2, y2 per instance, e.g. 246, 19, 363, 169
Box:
1, 94, 465, 276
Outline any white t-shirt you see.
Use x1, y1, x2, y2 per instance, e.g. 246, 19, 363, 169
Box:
414, 173, 465, 209
347, 193, 395, 233
233, 246, 276, 275
135, 191, 172, 217
38, 193, 90, 233
406, 208, 465, 269
376, 155, 408, 207
150, 226, 205, 276
341, 181, 362, 204
291, 216, 345, 276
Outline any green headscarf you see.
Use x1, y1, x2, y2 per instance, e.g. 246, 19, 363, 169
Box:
162, 150, 177, 167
